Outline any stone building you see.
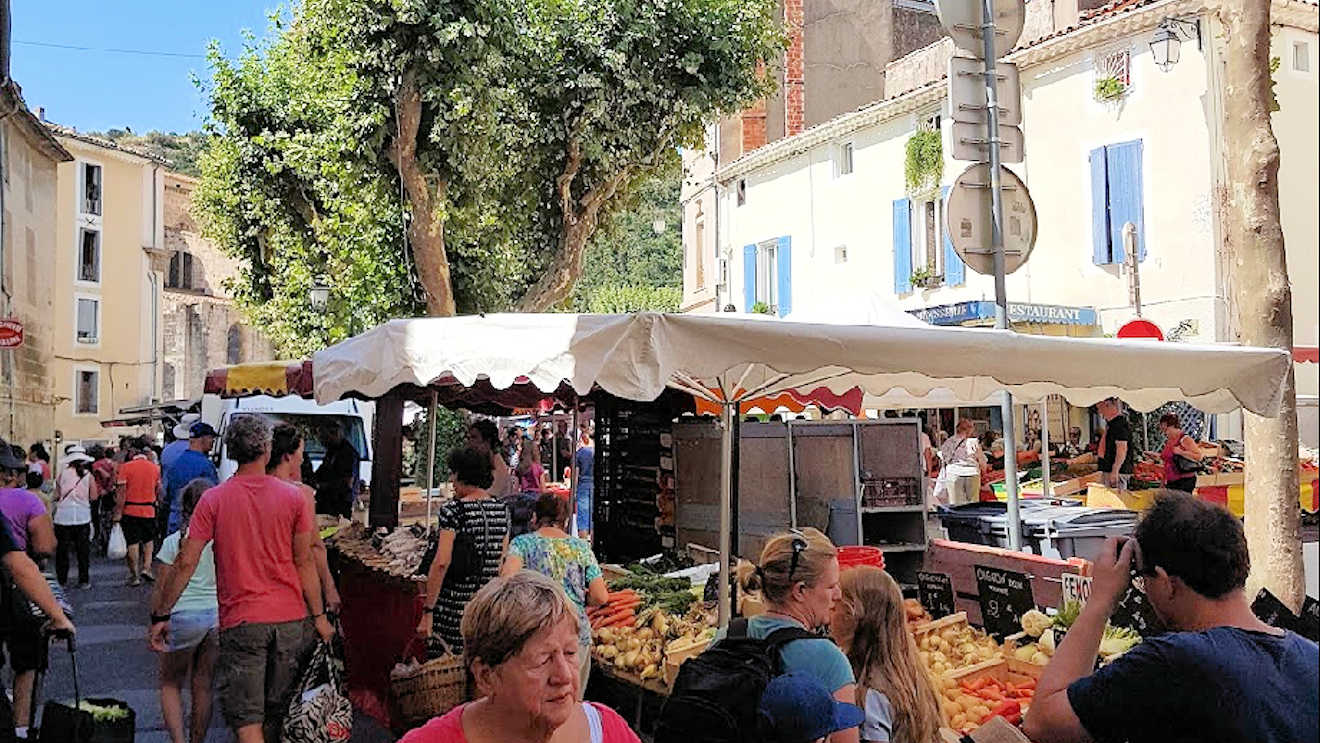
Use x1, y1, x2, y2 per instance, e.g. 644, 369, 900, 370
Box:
1, 85, 72, 447
160, 172, 272, 401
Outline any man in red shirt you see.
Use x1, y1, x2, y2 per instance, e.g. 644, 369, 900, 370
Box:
149, 414, 333, 743
116, 440, 162, 586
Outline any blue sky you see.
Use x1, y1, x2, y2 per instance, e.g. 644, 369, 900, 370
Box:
11, 1, 285, 134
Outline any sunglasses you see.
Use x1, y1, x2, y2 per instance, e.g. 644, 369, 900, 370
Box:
787, 529, 809, 584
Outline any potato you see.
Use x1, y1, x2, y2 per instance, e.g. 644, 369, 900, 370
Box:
940, 627, 960, 642
597, 628, 615, 644
598, 646, 618, 660
943, 699, 963, 716
918, 651, 931, 666
958, 642, 978, 657
929, 650, 947, 664
950, 714, 967, 730
969, 705, 990, 720
636, 627, 654, 640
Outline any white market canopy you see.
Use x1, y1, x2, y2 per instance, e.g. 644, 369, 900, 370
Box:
312, 313, 1290, 416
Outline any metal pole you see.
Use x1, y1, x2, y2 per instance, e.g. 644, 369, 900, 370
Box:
424, 390, 438, 533
717, 402, 735, 627
570, 407, 580, 537
980, 0, 1022, 550
1041, 400, 1052, 498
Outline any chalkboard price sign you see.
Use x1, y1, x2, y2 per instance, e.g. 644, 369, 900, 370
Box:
973, 565, 1035, 639
1251, 588, 1298, 632
1110, 584, 1165, 637
918, 571, 956, 619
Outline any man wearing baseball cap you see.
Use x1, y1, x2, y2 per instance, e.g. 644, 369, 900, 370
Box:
162, 422, 219, 535
759, 673, 865, 743
161, 413, 201, 472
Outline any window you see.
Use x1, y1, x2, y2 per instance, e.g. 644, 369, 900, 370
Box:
167, 251, 194, 290
1097, 48, 1130, 85
736, 179, 746, 207
1089, 139, 1146, 265
694, 218, 707, 289
742, 237, 792, 316
835, 142, 854, 177
892, 189, 965, 294
162, 363, 177, 401
1294, 41, 1311, 72
75, 297, 100, 344
77, 227, 101, 283
81, 163, 102, 216
75, 368, 99, 415
834, 245, 848, 264
756, 241, 777, 308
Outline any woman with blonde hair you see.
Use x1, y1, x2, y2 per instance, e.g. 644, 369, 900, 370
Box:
831, 566, 943, 743
729, 527, 859, 743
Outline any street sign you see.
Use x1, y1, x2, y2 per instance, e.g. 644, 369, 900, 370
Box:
935, 0, 1025, 60
945, 163, 1038, 275
949, 57, 1021, 126
0, 319, 23, 349
951, 121, 1024, 163
1117, 319, 1164, 340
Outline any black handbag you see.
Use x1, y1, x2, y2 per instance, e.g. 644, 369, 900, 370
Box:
1174, 454, 1203, 474
442, 505, 490, 588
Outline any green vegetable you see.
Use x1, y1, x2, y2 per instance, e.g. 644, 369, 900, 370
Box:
1098, 624, 1141, 659
1054, 601, 1082, 630
75, 701, 130, 722
608, 574, 691, 594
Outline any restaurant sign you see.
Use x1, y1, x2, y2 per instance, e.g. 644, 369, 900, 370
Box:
909, 301, 1097, 327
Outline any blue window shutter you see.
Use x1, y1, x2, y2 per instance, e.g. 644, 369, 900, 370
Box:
1089, 147, 1111, 264
743, 244, 757, 311
776, 236, 792, 317
940, 186, 965, 286
892, 198, 912, 294
1105, 140, 1146, 263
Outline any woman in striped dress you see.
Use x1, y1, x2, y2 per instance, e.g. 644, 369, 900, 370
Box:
417, 447, 510, 654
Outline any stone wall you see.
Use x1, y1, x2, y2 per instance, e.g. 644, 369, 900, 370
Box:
884, 37, 955, 98
1, 115, 64, 447
160, 173, 273, 400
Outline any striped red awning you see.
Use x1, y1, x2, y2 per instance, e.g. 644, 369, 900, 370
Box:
1295, 346, 1318, 364
204, 360, 314, 398
693, 386, 864, 417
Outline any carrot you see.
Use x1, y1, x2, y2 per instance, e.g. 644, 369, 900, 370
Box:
599, 610, 635, 628
961, 677, 990, 692
979, 700, 1021, 726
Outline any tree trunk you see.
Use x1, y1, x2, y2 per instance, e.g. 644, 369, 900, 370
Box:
390, 70, 457, 317
1215, 0, 1304, 610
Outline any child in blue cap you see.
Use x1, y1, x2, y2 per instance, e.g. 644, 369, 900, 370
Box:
759, 672, 866, 743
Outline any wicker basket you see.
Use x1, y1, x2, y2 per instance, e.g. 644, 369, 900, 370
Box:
391, 641, 467, 725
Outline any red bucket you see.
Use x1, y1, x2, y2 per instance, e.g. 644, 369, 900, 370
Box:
836, 546, 884, 571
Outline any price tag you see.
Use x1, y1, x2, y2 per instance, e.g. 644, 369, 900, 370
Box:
918, 571, 956, 619
974, 565, 1035, 639
1299, 596, 1319, 642
1061, 573, 1092, 608
1251, 588, 1299, 632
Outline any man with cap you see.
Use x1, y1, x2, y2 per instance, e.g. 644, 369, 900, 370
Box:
163, 422, 219, 535
759, 672, 865, 743
162, 413, 201, 473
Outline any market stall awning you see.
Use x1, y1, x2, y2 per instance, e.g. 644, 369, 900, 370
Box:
693, 386, 863, 416
1296, 346, 1319, 364
205, 360, 315, 398
312, 313, 1291, 416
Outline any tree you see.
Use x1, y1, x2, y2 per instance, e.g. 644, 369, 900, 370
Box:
90, 130, 208, 176
195, 0, 780, 352
1214, 1, 1303, 609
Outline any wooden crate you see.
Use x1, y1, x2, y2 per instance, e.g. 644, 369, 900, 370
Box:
911, 612, 969, 645
661, 638, 711, 687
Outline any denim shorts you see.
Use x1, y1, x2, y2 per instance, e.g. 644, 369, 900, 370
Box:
169, 608, 219, 652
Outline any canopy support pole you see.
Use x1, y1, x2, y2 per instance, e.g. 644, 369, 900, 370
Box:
369, 390, 404, 529
424, 390, 439, 533
570, 407, 580, 538
717, 401, 736, 627
1041, 400, 1052, 499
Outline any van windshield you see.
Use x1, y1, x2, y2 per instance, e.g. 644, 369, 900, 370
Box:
258, 414, 369, 461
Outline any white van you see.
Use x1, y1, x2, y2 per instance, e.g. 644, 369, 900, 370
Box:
201, 394, 374, 484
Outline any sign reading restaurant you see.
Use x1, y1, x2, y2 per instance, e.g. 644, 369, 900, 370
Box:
909, 301, 1098, 327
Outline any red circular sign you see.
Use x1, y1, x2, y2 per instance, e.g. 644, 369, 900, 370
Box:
0, 319, 23, 349
1116, 319, 1164, 341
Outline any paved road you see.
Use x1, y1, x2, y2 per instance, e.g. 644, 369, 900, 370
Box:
32, 554, 394, 742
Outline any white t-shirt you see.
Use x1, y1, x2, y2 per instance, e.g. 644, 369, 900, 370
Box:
940, 436, 985, 478
53, 468, 94, 525
861, 688, 894, 742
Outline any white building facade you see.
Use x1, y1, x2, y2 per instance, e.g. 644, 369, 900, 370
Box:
684, 0, 1319, 443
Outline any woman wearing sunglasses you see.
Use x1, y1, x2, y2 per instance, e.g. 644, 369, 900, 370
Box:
728, 528, 859, 743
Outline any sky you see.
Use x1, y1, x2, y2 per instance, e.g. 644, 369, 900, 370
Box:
11, 1, 285, 134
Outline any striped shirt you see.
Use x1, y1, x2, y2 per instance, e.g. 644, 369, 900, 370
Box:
430, 498, 509, 654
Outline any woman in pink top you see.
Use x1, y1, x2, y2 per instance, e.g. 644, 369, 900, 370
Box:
515, 440, 547, 494
1158, 413, 1202, 493
401, 571, 639, 743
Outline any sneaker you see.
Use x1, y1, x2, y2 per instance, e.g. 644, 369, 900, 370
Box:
141, 572, 155, 583
126, 576, 141, 587
78, 581, 93, 590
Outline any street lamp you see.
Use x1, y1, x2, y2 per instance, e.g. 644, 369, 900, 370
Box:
1150, 17, 1201, 72
309, 279, 331, 310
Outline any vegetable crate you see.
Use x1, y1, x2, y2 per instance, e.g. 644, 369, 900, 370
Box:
937, 658, 1040, 734
662, 638, 711, 688
911, 611, 969, 645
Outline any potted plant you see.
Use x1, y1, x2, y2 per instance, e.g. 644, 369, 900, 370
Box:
1093, 75, 1127, 102
751, 301, 775, 315
909, 267, 943, 289
904, 129, 943, 194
